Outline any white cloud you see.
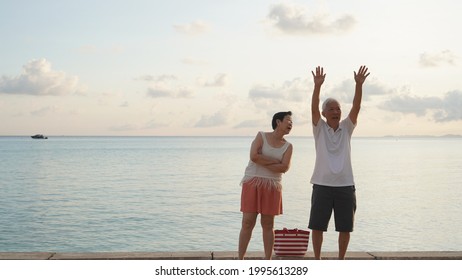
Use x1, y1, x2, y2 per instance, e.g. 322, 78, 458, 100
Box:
330, 78, 391, 103
146, 83, 173, 98
173, 20, 211, 35
248, 85, 281, 100
380, 95, 441, 116
234, 119, 266, 129
434, 90, 462, 122
136, 74, 177, 82
246, 78, 309, 126
195, 109, 229, 128
282, 78, 306, 102
0, 59, 81, 96
176, 87, 194, 98
379, 90, 462, 122
267, 3, 356, 35
249, 78, 307, 102
419, 50, 458, 67
201, 73, 229, 87
146, 83, 194, 98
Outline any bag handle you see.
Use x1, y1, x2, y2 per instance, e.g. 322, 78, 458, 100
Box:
282, 227, 299, 232
278, 228, 310, 235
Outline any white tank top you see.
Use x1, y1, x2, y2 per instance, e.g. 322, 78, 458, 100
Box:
241, 131, 290, 190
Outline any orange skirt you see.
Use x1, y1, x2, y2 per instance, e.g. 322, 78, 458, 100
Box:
240, 177, 283, 216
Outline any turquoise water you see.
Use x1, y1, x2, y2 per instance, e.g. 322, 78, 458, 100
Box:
0, 136, 461, 252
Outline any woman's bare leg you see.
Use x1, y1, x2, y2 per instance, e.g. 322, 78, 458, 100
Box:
238, 212, 258, 260
261, 214, 275, 260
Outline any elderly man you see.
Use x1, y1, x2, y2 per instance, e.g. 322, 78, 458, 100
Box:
308, 65, 370, 260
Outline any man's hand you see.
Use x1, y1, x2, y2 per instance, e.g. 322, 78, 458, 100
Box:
354, 65, 370, 85
312, 66, 326, 87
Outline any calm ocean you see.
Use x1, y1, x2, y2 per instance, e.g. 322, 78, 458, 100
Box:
0, 136, 461, 252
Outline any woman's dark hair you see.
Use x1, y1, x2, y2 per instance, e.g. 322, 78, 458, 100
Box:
272, 111, 292, 129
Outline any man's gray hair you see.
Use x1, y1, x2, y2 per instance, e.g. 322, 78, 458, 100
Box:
322, 98, 340, 112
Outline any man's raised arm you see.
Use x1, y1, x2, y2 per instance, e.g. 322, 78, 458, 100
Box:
349, 65, 370, 125
311, 66, 326, 126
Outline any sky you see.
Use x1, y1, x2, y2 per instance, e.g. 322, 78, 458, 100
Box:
0, 0, 461, 137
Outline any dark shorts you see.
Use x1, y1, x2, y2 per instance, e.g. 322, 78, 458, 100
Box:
308, 184, 356, 232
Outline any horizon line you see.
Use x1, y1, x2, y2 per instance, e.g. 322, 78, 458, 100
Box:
1, 134, 461, 138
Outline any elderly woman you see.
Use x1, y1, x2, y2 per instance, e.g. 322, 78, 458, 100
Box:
238, 111, 293, 260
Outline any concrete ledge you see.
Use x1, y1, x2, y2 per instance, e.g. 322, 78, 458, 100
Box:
0, 252, 54, 260
213, 251, 375, 260
369, 251, 462, 260
1, 251, 461, 260
50, 251, 213, 260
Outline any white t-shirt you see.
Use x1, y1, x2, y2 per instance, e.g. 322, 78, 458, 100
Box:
310, 117, 356, 187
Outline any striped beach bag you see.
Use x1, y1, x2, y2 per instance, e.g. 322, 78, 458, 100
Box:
274, 228, 310, 257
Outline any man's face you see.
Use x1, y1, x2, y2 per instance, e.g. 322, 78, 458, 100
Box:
322, 101, 341, 123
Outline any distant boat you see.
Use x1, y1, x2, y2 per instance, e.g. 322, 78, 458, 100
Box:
31, 134, 48, 139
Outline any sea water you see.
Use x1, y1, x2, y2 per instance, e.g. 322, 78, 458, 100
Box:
0, 136, 461, 252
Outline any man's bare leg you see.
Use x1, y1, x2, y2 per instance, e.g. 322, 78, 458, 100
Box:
338, 232, 350, 260
311, 230, 324, 260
